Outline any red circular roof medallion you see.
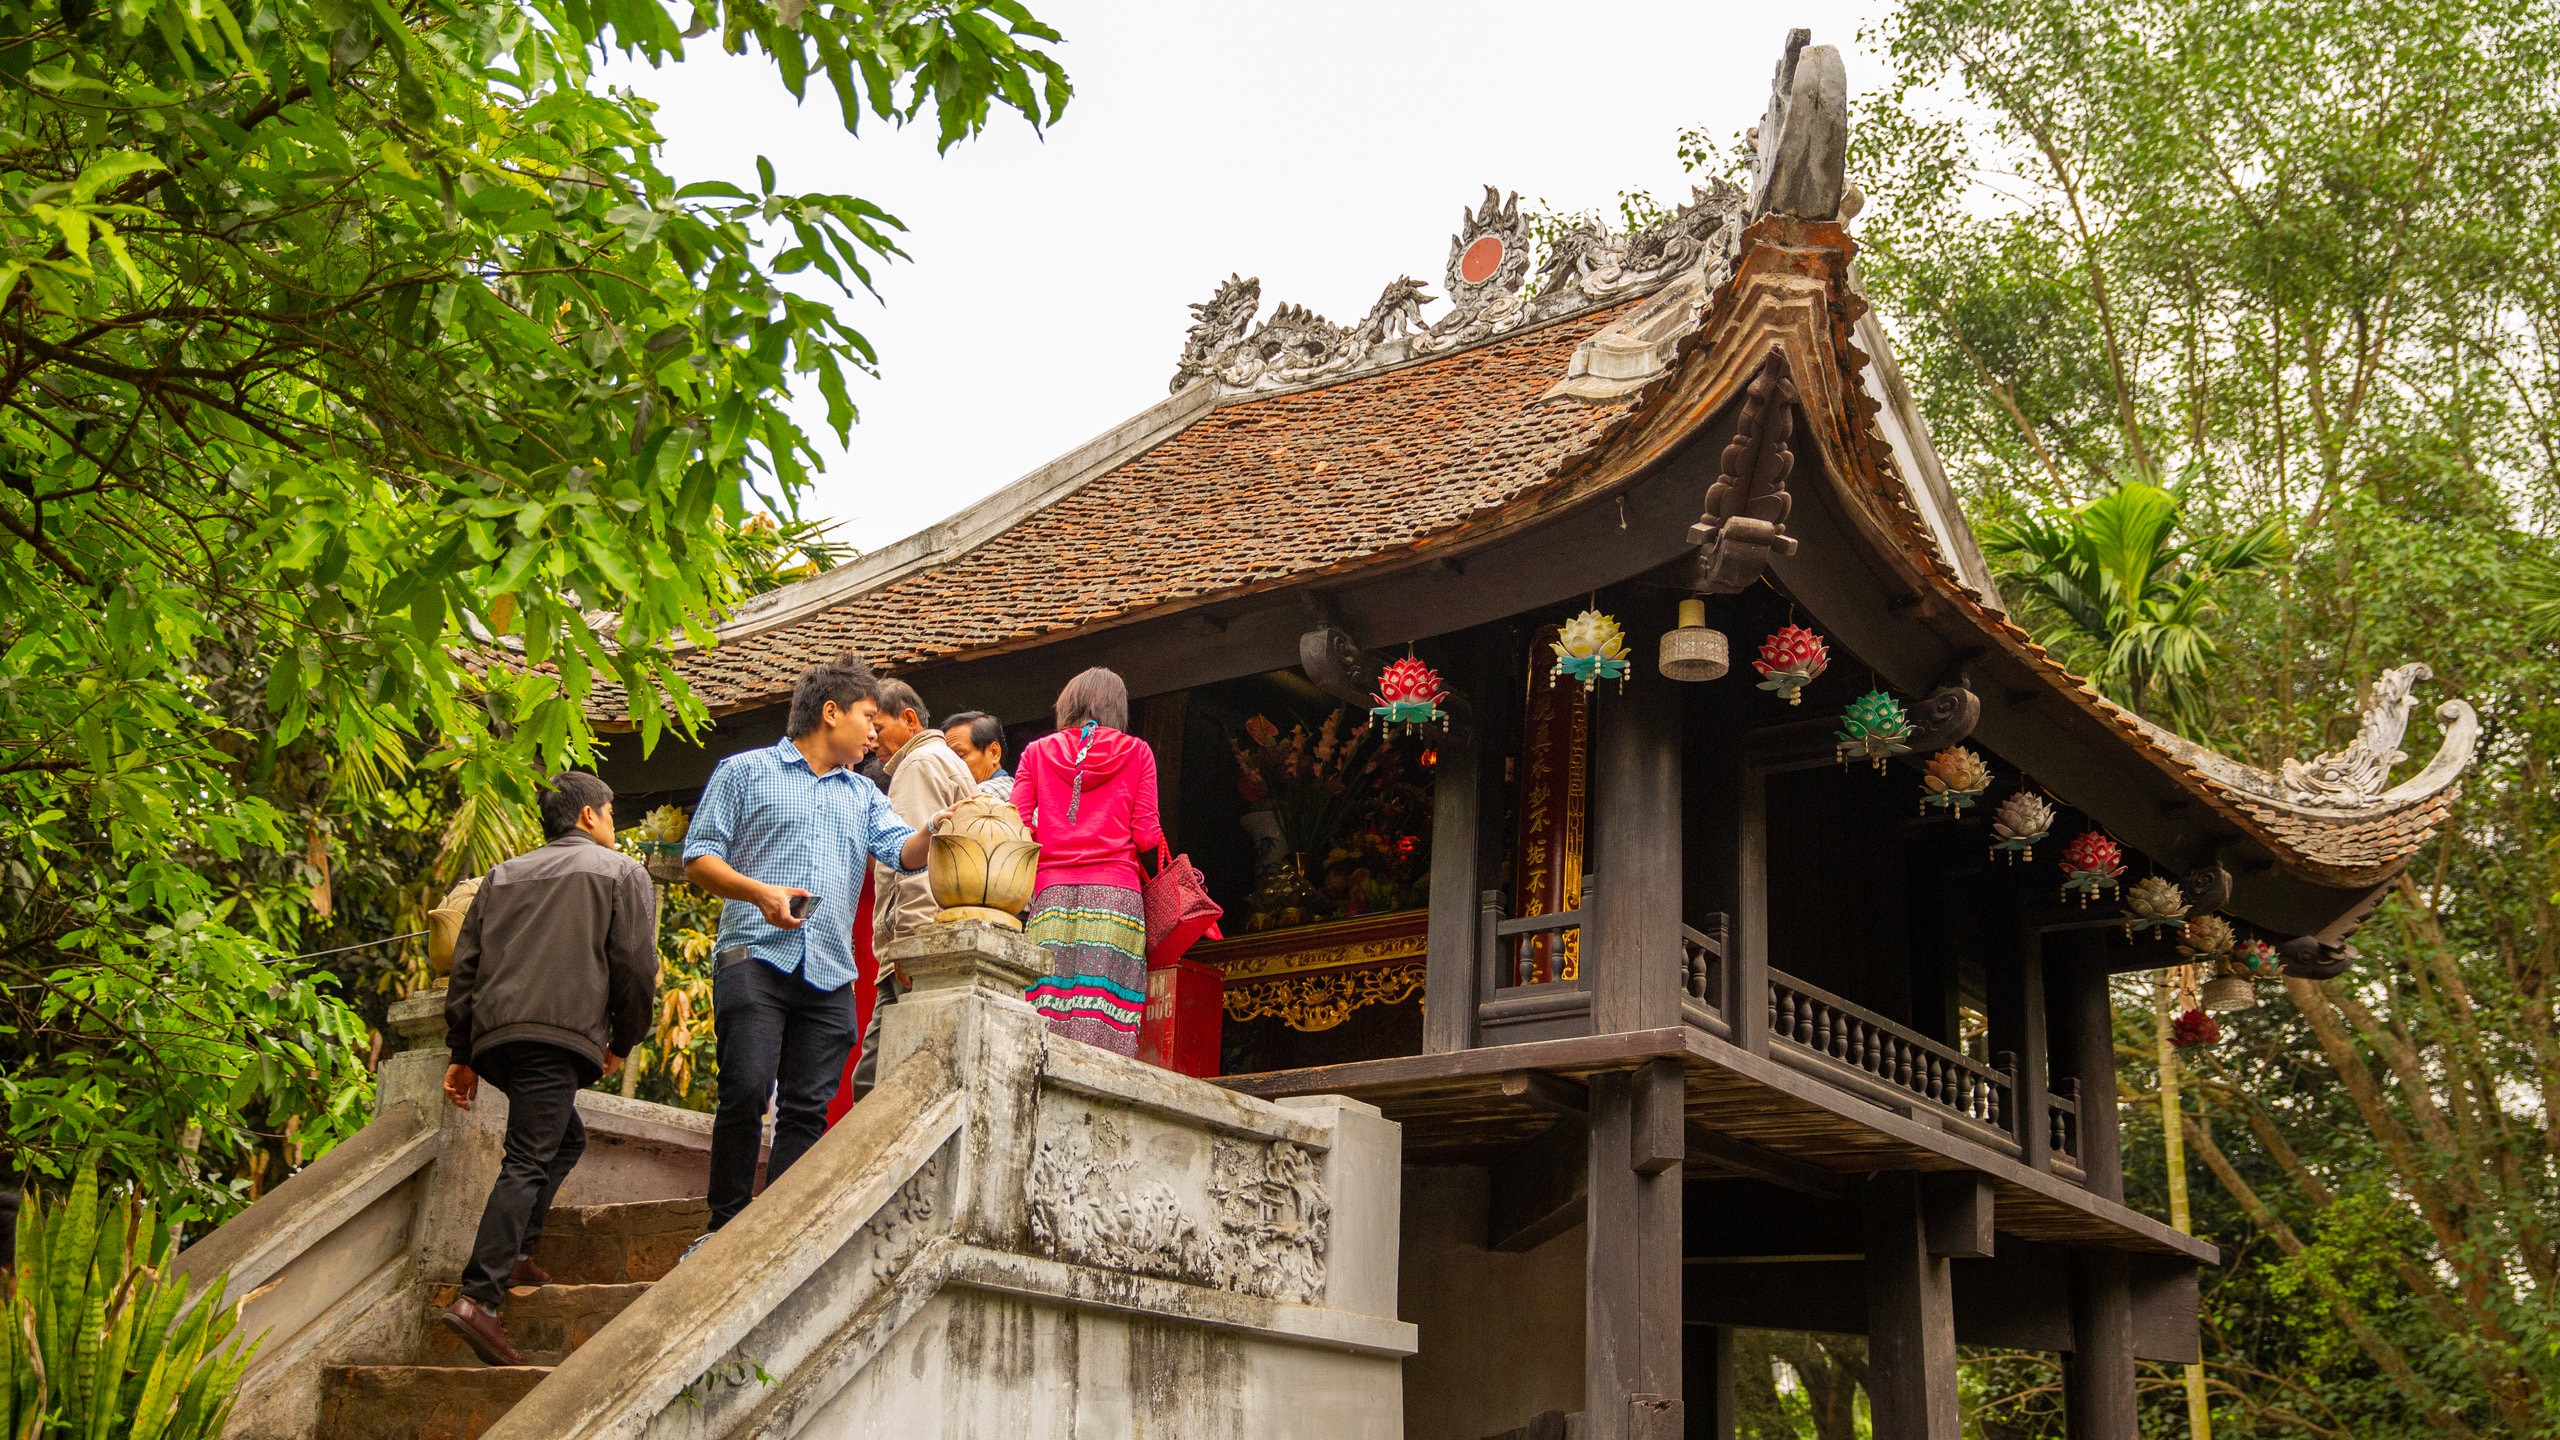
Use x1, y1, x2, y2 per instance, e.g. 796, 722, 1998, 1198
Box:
1459, 235, 1505, 285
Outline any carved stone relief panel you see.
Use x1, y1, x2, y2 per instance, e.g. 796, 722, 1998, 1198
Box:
1023, 1096, 1329, 1305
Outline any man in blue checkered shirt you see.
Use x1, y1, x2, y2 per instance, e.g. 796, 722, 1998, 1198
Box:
682, 655, 943, 1231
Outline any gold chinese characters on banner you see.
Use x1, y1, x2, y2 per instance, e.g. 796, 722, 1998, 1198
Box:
1511, 625, 1589, 984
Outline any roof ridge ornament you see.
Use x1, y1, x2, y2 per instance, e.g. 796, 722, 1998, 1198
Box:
1748, 28, 1849, 222
2280, 663, 2453, 807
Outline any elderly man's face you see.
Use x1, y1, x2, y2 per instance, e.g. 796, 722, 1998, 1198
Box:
945, 725, 1002, 783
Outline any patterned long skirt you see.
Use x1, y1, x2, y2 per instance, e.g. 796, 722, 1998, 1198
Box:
1024, 883, 1147, 1055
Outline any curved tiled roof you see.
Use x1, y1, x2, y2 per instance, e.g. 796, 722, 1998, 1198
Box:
665, 302, 1644, 716
612, 216, 2470, 894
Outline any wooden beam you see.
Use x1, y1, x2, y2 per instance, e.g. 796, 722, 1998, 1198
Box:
1683, 1326, 1736, 1440
1501, 1069, 1591, 1118
1488, 1116, 1588, 1254
1593, 649, 1683, 1036
1727, 768, 1770, 1055
1632, 1057, 1686, 1175
1684, 1125, 1846, 1201
1923, 1173, 1996, 1259
1863, 1173, 1961, 1440
1586, 1070, 1686, 1440
1425, 646, 1492, 1053
2064, 1250, 2140, 1440
2049, 932, 2124, 1202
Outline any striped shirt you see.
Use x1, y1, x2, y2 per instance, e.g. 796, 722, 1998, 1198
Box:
682, 734, 918, 991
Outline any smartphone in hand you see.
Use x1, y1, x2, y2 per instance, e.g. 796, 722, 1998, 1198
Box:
789, 893, 819, 920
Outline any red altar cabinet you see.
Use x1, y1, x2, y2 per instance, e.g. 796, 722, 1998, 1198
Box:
1192, 910, 1429, 1075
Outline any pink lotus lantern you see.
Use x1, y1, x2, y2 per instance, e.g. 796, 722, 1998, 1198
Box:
1369, 656, 1449, 735
2058, 830, 2125, 905
1753, 624, 1830, 706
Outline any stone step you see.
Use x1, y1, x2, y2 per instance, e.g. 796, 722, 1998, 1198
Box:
526, 1195, 709, 1284
420, 1282, 652, 1367
318, 1364, 552, 1440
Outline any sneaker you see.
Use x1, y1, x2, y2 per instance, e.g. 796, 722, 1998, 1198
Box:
439, 1295, 526, 1367
506, 1255, 551, 1288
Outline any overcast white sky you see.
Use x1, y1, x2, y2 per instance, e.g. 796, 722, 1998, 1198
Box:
616, 1, 1886, 552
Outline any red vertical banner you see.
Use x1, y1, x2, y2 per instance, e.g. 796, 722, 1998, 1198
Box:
1509, 625, 1590, 985
825, 866, 880, 1126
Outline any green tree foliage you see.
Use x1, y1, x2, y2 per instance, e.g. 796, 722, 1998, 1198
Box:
1852, 0, 2560, 1432
0, 0, 1066, 1219
3, 1164, 253, 1438
1980, 480, 2283, 731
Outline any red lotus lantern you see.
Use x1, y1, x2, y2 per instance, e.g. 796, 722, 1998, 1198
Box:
2171, 1008, 2221, 1048
1369, 656, 1448, 735
1753, 624, 1830, 706
2058, 830, 2125, 905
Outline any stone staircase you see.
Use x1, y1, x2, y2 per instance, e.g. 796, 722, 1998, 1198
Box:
180, 923, 1415, 1440
316, 1198, 705, 1439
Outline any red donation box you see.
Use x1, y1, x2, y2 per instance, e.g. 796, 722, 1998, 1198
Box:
1138, 957, 1223, 1077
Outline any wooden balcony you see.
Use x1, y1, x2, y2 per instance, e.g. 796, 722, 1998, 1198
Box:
1217, 887, 2203, 1261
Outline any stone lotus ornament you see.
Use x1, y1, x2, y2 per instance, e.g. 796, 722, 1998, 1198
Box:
928, 796, 1042, 930
1550, 609, 1631, 691
1835, 689, 1915, 771
2123, 875, 2188, 937
2057, 831, 2125, 906
1753, 623, 1829, 706
1988, 790, 2053, 863
1920, 746, 1990, 813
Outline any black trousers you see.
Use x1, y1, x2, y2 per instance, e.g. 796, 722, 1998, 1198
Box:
708, 953, 857, 1229
461, 1041, 595, 1307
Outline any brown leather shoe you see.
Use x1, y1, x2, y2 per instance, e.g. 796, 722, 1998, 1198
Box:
506, 1255, 550, 1288
439, 1296, 526, 1367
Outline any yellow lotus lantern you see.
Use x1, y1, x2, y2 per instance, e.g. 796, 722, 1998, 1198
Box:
929, 795, 1042, 929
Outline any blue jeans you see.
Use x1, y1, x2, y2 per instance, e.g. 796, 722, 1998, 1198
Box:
708, 952, 856, 1229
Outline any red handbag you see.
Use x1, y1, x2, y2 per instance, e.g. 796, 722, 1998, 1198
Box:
1142, 846, 1224, 969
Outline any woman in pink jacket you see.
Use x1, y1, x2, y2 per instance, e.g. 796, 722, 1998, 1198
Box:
1012, 667, 1163, 1055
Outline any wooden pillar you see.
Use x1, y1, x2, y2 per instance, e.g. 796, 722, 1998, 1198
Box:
1863, 1173, 1960, 1440
2064, 1250, 2139, 1440
1989, 919, 2050, 1171
2047, 933, 2122, 1201
1137, 692, 1186, 855
1724, 766, 1769, 1054
1682, 1325, 1735, 1440
1587, 1060, 1686, 1440
1592, 656, 1682, 1035
1424, 656, 1492, 1054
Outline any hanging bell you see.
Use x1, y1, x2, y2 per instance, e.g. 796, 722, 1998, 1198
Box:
1658, 597, 1730, 682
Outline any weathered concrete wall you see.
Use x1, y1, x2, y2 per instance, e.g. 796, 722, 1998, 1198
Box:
794, 1287, 1403, 1439
1399, 1166, 1587, 1440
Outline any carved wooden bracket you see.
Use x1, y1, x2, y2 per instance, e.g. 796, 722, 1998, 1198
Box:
1298, 622, 1378, 710
1687, 349, 1801, 593
1906, 686, 1980, 752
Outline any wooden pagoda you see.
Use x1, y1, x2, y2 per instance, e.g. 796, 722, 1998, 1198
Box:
591, 32, 2476, 1440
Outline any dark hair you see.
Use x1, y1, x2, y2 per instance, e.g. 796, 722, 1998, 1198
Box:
786, 655, 881, 738
942, 710, 1004, 755
538, 771, 614, 840
1053, 667, 1129, 733
875, 678, 928, 729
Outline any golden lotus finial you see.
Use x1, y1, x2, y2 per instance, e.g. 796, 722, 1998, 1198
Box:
928, 795, 1042, 930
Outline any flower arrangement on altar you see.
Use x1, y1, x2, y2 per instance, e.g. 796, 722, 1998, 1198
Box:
1231, 708, 1430, 930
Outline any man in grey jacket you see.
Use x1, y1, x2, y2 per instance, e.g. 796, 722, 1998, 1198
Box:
438, 771, 659, 1366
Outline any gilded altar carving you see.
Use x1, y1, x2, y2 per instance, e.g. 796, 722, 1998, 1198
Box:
1024, 1109, 1328, 1304
1223, 962, 1426, 1032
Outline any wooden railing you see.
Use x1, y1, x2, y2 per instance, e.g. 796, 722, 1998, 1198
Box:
1484, 876, 1592, 987
1679, 915, 1728, 1038
1766, 969, 2017, 1146
2047, 1078, 2084, 1177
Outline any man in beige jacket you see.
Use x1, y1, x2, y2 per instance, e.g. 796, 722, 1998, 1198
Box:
851, 678, 979, 1094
